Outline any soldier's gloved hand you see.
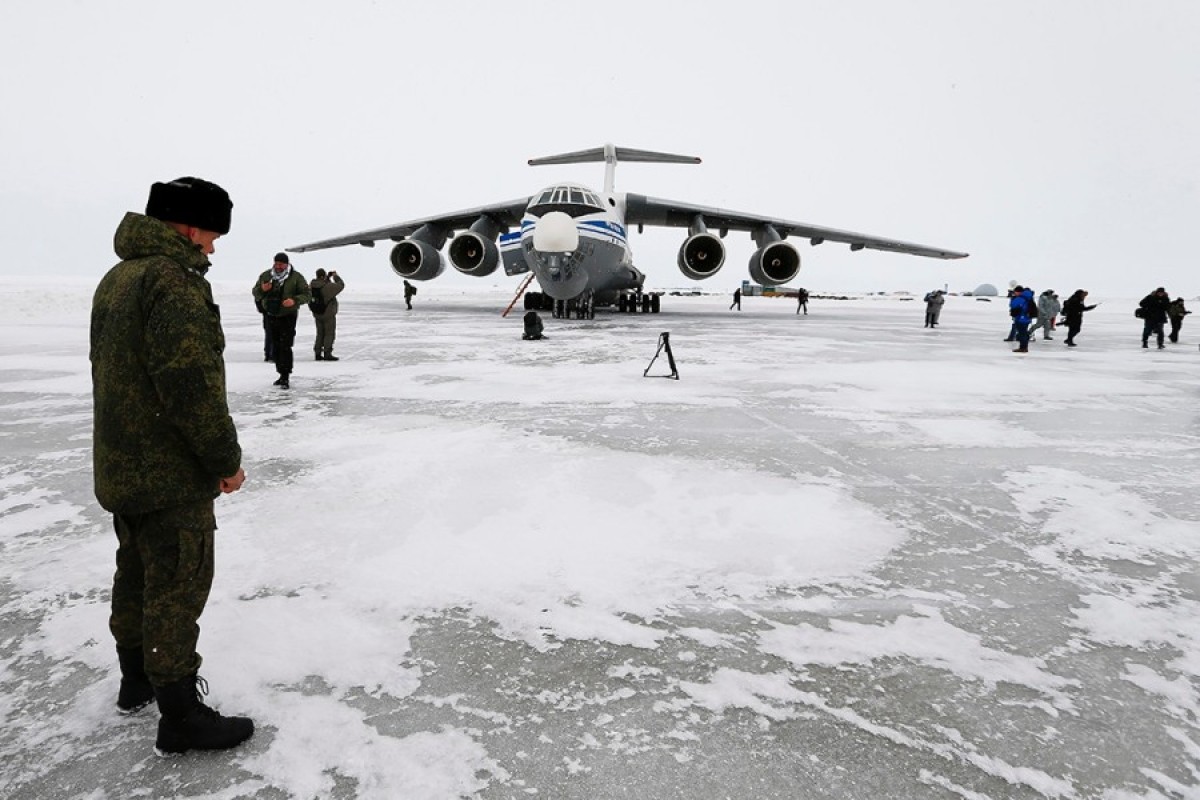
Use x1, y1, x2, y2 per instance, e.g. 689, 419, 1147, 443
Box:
220, 468, 246, 494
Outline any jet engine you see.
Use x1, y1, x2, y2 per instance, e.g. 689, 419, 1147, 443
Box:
448, 232, 499, 276
677, 215, 725, 281
390, 224, 446, 281
677, 233, 725, 280
448, 217, 502, 277
748, 241, 801, 286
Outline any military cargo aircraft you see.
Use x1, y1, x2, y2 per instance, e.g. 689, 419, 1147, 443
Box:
288, 144, 967, 317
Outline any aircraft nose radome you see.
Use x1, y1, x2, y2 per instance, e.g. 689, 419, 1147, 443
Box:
532, 211, 579, 253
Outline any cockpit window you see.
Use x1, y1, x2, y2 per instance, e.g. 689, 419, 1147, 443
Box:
528, 184, 604, 218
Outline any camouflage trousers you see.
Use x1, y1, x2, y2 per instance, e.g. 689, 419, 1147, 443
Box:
109, 500, 216, 685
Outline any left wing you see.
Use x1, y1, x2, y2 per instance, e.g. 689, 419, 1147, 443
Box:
288, 198, 531, 252
624, 194, 967, 259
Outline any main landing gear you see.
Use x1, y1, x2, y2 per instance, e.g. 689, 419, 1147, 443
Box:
618, 290, 661, 314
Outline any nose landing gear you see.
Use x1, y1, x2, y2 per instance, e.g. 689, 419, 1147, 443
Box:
552, 291, 596, 320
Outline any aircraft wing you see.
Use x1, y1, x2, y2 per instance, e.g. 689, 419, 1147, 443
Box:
623, 193, 968, 259
287, 198, 532, 252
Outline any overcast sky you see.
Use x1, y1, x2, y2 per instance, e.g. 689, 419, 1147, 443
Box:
2, 0, 1197, 295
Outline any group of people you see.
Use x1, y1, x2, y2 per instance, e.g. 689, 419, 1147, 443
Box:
85, 175, 1198, 760
252, 253, 345, 389
728, 286, 810, 313
1002, 285, 1189, 352
1137, 287, 1191, 349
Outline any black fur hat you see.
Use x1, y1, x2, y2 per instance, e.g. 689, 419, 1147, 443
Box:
145, 177, 232, 234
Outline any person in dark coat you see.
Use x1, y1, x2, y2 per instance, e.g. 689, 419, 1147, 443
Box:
1139, 287, 1171, 349
522, 311, 545, 340
796, 287, 809, 315
1168, 296, 1191, 343
403, 280, 417, 310
255, 297, 274, 362
730, 287, 742, 311
924, 290, 945, 328
91, 177, 254, 754
1062, 289, 1097, 347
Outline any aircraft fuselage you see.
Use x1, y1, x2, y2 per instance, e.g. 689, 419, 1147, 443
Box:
501, 183, 644, 306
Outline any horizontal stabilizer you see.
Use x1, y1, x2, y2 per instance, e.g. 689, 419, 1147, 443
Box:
529, 144, 701, 166
530, 144, 701, 194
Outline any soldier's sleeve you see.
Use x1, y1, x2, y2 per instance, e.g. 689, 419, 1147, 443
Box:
145, 267, 242, 478
328, 276, 345, 298
252, 273, 265, 301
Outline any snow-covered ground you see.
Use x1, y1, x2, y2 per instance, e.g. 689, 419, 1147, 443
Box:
2, 279, 1198, 799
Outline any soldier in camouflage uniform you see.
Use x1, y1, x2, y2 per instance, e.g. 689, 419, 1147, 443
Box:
91, 176, 254, 755
309, 267, 345, 361
253, 252, 310, 388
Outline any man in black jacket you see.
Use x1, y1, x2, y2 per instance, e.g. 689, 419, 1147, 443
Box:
1062, 289, 1097, 347
1139, 287, 1171, 349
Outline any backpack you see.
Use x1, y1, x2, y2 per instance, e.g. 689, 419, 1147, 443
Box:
309, 284, 327, 314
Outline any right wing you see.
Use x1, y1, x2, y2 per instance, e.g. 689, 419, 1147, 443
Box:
624, 193, 968, 259
287, 198, 532, 252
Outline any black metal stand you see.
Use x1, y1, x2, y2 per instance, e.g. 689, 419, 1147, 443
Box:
643, 332, 679, 380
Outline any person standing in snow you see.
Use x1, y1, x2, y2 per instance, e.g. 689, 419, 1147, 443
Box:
730, 287, 742, 311
253, 252, 310, 388
1028, 289, 1061, 341
923, 290, 945, 328
403, 279, 417, 310
796, 287, 809, 315
91, 177, 254, 755
309, 268, 345, 361
1139, 287, 1171, 349
1168, 296, 1191, 343
1009, 287, 1036, 353
1062, 289, 1096, 347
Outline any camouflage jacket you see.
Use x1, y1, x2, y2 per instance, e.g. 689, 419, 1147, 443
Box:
90, 213, 241, 514
252, 267, 310, 316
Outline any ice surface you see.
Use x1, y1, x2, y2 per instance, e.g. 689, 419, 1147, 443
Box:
2, 280, 1199, 799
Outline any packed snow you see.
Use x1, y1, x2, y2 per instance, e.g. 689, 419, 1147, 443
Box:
2, 278, 1198, 799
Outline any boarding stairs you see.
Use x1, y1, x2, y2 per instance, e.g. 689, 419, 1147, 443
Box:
501, 273, 536, 317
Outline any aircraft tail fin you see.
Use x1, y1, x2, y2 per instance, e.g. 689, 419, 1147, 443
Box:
529, 144, 701, 194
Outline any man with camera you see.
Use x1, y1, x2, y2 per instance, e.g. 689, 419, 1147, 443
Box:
309, 267, 345, 360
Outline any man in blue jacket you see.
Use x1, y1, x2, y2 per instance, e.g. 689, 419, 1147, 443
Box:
1009, 287, 1036, 353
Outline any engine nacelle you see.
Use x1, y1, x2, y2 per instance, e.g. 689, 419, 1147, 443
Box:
390, 239, 444, 281
677, 232, 725, 280
448, 232, 500, 277
748, 241, 801, 286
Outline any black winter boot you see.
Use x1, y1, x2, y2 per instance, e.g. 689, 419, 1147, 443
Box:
116, 646, 155, 714
154, 675, 254, 756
